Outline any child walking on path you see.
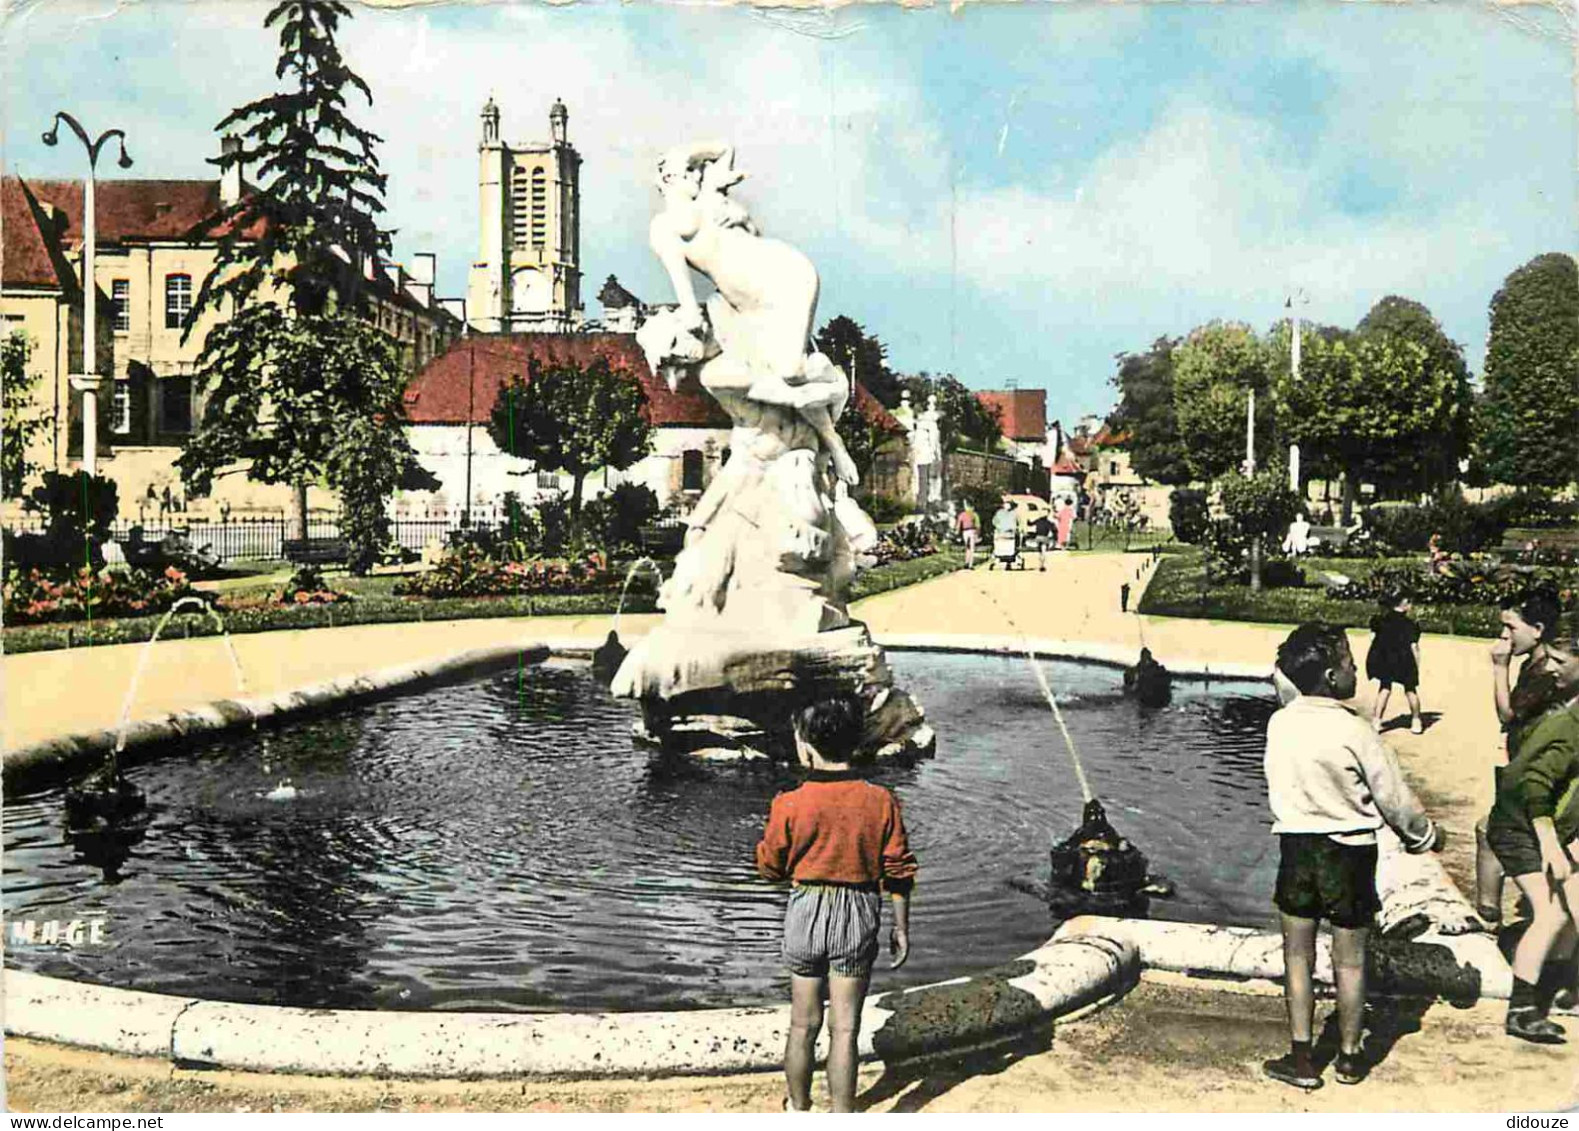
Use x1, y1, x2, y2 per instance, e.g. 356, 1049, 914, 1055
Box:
1485, 646, 1579, 1044
1263, 623, 1442, 1091
1367, 594, 1424, 734
755, 694, 918, 1112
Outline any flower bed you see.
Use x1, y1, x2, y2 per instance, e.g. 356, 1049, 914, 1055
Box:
2, 566, 198, 626
392, 545, 617, 599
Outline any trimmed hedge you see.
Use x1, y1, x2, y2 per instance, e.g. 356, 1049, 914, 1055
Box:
1138, 548, 1508, 638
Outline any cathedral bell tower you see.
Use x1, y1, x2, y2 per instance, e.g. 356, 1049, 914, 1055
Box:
467, 98, 582, 333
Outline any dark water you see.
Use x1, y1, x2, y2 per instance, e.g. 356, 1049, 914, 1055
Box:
3, 652, 1277, 1012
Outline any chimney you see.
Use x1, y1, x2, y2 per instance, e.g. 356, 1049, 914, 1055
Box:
220, 134, 243, 206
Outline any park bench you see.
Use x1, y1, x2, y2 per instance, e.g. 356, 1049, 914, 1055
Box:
283, 537, 351, 566
638, 522, 688, 556
1305, 525, 1350, 553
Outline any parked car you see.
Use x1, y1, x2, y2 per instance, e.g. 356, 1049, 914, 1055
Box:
1001, 493, 1052, 534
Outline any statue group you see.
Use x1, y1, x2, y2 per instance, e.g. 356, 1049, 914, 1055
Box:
612, 143, 933, 764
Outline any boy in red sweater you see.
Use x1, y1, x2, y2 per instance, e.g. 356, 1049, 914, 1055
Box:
756, 693, 919, 1113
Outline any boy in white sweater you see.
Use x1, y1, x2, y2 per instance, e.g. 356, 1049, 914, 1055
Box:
1263, 623, 1442, 1090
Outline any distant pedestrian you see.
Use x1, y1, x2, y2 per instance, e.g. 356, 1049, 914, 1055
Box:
1030, 513, 1055, 570
1121, 582, 1131, 613
756, 694, 918, 1112
1055, 497, 1076, 550
989, 499, 1019, 571
1262, 623, 1441, 1090
955, 504, 979, 568
1367, 594, 1424, 734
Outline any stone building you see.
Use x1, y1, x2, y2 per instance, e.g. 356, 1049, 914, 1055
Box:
466, 98, 582, 334
398, 332, 904, 518
1, 155, 463, 518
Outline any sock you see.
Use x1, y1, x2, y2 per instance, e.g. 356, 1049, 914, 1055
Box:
1536, 962, 1572, 1012
1510, 975, 1539, 1013
1290, 1039, 1313, 1065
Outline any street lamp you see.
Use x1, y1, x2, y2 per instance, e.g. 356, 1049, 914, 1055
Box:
43, 111, 133, 477
1285, 289, 1309, 496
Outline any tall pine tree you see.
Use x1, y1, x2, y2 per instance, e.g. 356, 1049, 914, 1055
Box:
178, 0, 421, 569
1476, 253, 1579, 491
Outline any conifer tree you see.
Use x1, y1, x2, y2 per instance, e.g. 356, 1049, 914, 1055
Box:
178, 0, 421, 570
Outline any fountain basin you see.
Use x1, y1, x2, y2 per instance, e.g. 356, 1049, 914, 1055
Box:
1, 630, 1493, 1076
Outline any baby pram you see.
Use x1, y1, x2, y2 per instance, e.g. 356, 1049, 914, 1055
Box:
992, 528, 1021, 569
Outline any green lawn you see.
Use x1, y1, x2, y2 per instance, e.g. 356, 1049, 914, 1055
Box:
1138, 547, 1503, 638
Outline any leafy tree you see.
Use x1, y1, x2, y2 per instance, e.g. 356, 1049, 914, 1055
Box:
178, 0, 421, 571
24, 470, 119, 569
1168, 487, 1209, 544
815, 315, 903, 409
901, 372, 1002, 454
1172, 322, 1273, 481
1218, 465, 1298, 593
1353, 296, 1473, 492
1476, 253, 1579, 490
1108, 336, 1190, 485
833, 387, 903, 494
488, 355, 653, 545
1274, 328, 1471, 513
3, 332, 47, 500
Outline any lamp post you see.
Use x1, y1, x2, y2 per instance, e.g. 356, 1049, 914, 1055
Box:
1286, 289, 1308, 496
43, 111, 133, 477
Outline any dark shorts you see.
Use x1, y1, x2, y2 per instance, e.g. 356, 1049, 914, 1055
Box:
1274, 834, 1380, 929
1485, 814, 1547, 878
782, 882, 881, 979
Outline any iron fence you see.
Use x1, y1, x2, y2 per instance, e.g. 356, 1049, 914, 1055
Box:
4, 510, 515, 565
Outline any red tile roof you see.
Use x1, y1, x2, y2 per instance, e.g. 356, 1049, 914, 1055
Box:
1091, 424, 1131, 448
405, 332, 905, 433
1051, 454, 1084, 475
3, 175, 265, 288
974, 388, 1047, 442
404, 333, 731, 428
2, 176, 68, 288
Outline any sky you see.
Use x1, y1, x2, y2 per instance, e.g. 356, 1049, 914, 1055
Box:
5, 0, 1576, 429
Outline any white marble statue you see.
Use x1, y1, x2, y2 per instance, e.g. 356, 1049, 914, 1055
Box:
630, 142, 874, 634
913, 394, 943, 504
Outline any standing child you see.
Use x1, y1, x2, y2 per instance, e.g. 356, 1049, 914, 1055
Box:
756, 694, 918, 1112
1478, 590, 1572, 925
1367, 594, 1424, 734
1485, 646, 1579, 1044
1263, 623, 1441, 1090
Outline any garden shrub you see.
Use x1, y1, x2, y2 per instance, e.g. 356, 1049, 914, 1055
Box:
15, 470, 120, 568
1362, 494, 1504, 555
583, 483, 661, 554
1330, 560, 1578, 611
861, 493, 912, 525
278, 564, 352, 606
1168, 488, 1210, 545
1202, 518, 1304, 588
952, 483, 1003, 526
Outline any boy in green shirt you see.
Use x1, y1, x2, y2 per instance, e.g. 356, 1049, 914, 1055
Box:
1486, 647, 1579, 1044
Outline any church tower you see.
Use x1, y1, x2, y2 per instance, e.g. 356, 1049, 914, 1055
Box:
467, 98, 583, 333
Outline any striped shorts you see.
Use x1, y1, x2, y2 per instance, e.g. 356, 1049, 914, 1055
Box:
782, 882, 882, 979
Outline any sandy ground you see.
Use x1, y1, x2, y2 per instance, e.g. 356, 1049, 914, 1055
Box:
4, 552, 1576, 1112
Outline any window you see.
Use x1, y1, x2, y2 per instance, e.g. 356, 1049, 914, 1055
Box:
110, 380, 131, 434
531, 169, 547, 247
164, 274, 192, 329
536, 470, 561, 491
112, 280, 130, 332
160, 375, 193, 433
681, 449, 705, 492
1109, 460, 1118, 476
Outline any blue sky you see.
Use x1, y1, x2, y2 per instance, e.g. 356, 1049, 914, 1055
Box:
5, 0, 1575, 428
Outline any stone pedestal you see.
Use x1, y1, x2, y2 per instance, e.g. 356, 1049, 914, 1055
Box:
611, 621, 935, 763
